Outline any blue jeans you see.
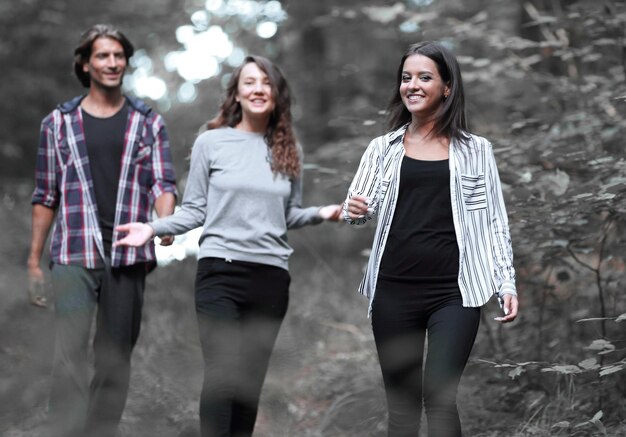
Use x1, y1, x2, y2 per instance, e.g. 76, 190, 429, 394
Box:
48, 261, 145, 437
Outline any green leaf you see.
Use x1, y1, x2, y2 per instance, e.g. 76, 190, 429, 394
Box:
590, 411, 606, 433
538, 239, 568, 248
578, 358, 599, 370
590, 410, 603, 422
551, 421, 570, 429
508, 366, 524, 379
542, 365, 582, 374
585, 339, 615, 354
599, 365, 624, 377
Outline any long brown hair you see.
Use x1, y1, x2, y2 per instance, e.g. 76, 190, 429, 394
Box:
387, 41, 470, 143
206, 55, 300, 178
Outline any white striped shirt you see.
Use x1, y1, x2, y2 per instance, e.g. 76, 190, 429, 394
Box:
343, 124, 516, 314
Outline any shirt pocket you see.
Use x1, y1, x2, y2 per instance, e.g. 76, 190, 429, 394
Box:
460, 173, 487, 211
56, 139, 74, 168
132, 143, 152, 165
131, 143, 153, 188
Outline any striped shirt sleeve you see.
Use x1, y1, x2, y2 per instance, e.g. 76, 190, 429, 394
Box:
343, 137, 383, 225
486, 142, 516, 297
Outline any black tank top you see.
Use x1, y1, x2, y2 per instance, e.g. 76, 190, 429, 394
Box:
378, 156, 459, 284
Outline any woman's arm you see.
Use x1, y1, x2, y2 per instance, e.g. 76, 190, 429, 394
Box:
285, 145, 342, 229
343, 137, 383, 225
116, 135, 211, 247
486, 143, 518, 322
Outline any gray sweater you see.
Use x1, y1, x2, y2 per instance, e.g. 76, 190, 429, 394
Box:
150, 127, 322, 270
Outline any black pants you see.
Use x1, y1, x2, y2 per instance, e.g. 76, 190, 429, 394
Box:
194, 257, 290, 437
371, 279, 480, 437
49, 261, 145, 437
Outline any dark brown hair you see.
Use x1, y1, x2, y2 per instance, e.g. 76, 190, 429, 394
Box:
206, 55, 300, 178
73, 24, 134, 88
387, 41, 470, 142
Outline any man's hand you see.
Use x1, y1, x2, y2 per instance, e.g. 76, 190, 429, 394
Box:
27, 262, 47, 307
28, 204, 55, 307
159, 234, 175, 246
114, 222, 154, 248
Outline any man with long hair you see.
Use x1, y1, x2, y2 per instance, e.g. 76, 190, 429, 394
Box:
27, 24, 177, 437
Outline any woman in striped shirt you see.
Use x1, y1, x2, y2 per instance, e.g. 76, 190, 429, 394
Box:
344, 41, 519, 436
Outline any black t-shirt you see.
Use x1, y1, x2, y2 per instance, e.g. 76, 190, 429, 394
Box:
82, 103, 127, 256
378, 156, 459, 284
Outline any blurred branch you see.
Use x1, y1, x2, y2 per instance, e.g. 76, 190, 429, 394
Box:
601, 0, 626, 79
523, 2, 558, 43
566, 217, 614, 344
620, 6, 626, 80
537, 265, 554, 361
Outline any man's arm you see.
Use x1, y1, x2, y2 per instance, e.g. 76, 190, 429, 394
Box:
27, 204, 56, 306
153, 192, 176, 246
154, 192, 176, 218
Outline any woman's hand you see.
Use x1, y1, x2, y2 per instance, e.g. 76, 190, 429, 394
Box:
495, 294, 519, 323
319, 204, 343, 221
346, 195, 370, 220
114, 223, 154, 248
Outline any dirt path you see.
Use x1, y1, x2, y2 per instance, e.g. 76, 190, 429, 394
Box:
1, 181, 518, 436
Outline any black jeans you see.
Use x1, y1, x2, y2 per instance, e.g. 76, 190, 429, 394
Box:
194, 257, 290, 437
49, 261, 145, 437
371, 279, 480, 437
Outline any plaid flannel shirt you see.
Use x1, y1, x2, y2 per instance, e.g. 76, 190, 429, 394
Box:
32, 95, 177, 268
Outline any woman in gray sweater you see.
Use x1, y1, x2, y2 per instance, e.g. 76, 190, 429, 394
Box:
115, 55, 341, 437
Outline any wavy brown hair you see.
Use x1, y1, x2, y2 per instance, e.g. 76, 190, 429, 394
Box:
206, 55, 300, 178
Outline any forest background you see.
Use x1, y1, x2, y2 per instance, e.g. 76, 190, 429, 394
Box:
0, 0, 625, 436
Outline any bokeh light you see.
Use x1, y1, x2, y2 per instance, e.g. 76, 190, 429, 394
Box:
134, 76, 168, 100
256, 21, 277, 39
227, 47, 247, 67
175, 51, 220, 82
126, 0, 289, 105
178, 82, 198, 103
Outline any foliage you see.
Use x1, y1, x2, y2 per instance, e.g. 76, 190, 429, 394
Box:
1, 0, 625, 435
303, 0, 626, 434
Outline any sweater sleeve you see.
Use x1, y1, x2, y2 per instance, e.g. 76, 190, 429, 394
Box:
285, 146, 323, 229
150, 134, 210, 236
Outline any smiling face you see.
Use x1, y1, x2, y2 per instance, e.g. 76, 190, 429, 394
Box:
235, 62, 276, 123
400, 54, 449, 119
82, 36, 127, 90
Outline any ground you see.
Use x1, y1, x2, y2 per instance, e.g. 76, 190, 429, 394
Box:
2, 179, 617, 437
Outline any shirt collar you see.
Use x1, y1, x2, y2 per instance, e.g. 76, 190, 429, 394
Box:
388, 122, 410, 146
57, 95, 152, 116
